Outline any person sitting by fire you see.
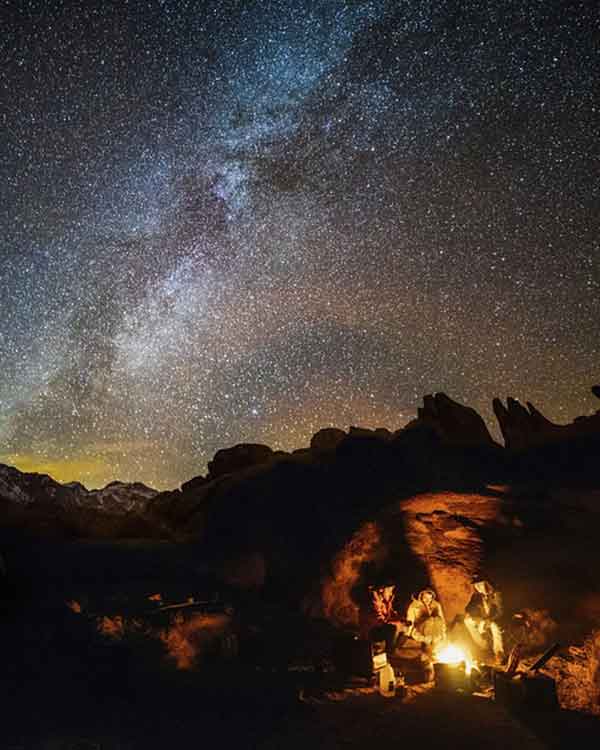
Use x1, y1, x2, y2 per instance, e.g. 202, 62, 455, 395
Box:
464, 579, 505, 664
406, 589, 447, 647
365, 582, 407, 656
405, 588, 446, 681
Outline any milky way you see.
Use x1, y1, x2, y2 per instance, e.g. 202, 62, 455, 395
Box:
1, 0, 599, 489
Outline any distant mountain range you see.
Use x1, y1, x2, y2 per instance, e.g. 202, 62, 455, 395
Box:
0, 463, 162, 538
0, 463, 158, 514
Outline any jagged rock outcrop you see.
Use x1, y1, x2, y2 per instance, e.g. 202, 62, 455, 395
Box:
404, 392, 498, 447
493, 385, 600, 452
310, 427, 346, 454
207, 443, 274, 479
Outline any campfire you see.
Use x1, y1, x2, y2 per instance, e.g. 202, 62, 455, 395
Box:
435, 643, 477, 675
433, 642, 479, 692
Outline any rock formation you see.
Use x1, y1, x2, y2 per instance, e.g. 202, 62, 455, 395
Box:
404, 392, 499, 447
207, 443, 274, 479
309, 427, 346, 454
320, 521, 382, 628
493, 385, 600, 452
180, 475, 208, 494
318, 489, 507, 628
401, 491, 504, 622
348, 426, 392, 441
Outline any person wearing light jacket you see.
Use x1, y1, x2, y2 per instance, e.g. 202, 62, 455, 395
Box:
406, 589, 446, 647
464, 579, 505, 663
406, 588, 446, 680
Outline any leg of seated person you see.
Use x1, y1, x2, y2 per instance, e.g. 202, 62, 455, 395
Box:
490, 621, 504, 660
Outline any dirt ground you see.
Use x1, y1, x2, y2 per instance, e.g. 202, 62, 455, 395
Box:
268, 691, 548, 750
275, 684, 600, 750
5, 678, 600, 749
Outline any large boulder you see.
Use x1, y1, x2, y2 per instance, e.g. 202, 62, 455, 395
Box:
404, 393, 498, 448
310, 428, 346, 455
400, 491, 504, 622
320, 521, 383, 628
318, 480, 600, 641
180, 474, 208, 494
207, 443, 274, 479
318, 489, 506, 629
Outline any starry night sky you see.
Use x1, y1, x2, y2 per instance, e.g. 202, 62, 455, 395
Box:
1, 0, 599, 489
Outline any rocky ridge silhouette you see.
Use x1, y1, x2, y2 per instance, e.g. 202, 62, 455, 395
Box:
0, 385, 598, 545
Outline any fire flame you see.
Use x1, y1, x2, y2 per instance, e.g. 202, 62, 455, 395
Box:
435, 643, 477, 675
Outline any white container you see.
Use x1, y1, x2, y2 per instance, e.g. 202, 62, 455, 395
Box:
379, 663, 396, 697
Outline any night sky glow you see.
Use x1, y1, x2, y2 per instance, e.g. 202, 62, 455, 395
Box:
1, 0, 599, 489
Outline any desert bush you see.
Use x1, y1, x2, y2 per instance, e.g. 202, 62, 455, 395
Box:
93, 605, 234, 671
97, 614, 125, 639
586, 629, 600, 712
160, 612, 232, 670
